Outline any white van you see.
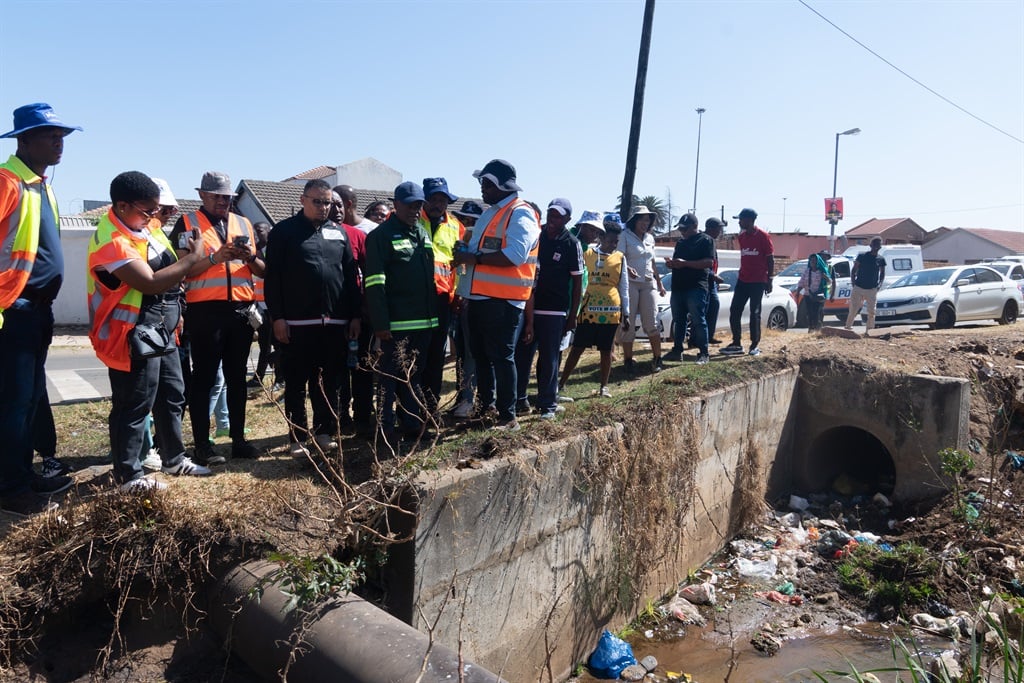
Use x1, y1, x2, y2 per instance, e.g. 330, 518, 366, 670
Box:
653, 245, 739, 279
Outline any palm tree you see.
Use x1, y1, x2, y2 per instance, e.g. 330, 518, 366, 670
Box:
616, 193, 670, 232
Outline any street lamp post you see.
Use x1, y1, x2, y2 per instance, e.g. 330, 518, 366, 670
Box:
782, 197, 787, 232
829, 127, 860, 254
691, 107, 705, 213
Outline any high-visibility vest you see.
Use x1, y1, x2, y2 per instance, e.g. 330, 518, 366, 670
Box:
87, 210, 177, 372
468, 199, 539, 301
578, 249, 624, 325
253, 275, 265, 303
418, 209, 464, 297
0, 154, 59, 327
180, 211, 256, 304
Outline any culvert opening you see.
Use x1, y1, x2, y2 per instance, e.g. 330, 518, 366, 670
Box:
807, 426, 896, 496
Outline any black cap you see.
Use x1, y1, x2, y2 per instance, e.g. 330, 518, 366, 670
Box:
732, 208, 757, 220
676, 213, 699, 229
705, 217, 727, 229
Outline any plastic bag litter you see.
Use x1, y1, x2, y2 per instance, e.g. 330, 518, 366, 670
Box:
664, 595, 706, 626
679, 581, 716, 605
789, 494, 810, 511
736, 556, 778, 581
587, 629, 637, 679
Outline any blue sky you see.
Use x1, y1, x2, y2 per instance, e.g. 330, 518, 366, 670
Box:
2, 0, 1021, 237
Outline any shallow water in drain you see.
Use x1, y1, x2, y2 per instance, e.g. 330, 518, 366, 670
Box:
577, 622, 953, 682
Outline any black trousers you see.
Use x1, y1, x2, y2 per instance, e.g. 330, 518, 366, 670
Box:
338, 317, 374, 423
280, 324, 347, 442
424, 293, 452, 410
185, 302, 253, 444
729, 281, 767, 349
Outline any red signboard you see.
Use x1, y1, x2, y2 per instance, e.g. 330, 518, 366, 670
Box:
825, 197, 844, 222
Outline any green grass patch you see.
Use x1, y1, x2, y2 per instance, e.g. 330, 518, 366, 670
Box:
837, 542, 938, 618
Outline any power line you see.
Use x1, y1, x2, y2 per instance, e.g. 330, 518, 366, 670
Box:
798, 0, 1024, 145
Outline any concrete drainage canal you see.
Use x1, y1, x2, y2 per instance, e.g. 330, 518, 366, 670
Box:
212, 363, 969, 682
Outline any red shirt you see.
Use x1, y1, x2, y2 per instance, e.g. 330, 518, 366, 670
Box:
343, 223, 367, 288
737, 226, 774, 283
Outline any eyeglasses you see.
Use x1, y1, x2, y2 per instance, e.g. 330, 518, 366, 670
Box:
159, 206, 178, 217
303, 195, 333, 207
132, 203, 161, 218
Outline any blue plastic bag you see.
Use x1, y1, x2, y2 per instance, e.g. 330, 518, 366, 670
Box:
588, 629, 637, 679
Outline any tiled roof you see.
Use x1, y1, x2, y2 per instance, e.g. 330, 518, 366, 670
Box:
284, 165, 334, 181
938, 227, 1024, 253
74, 199, 203, 219
845, 218, 910, 236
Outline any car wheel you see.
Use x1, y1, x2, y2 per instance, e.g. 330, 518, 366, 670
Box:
767, 307, 789, 330
933, 302, 956, 329
998, 300, 1018, 325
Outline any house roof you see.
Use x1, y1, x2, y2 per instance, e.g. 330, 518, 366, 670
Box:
931, 227, 1024, 254
75, 199, 203, 219
845, 218, 916, 237
283, 165, 335, 182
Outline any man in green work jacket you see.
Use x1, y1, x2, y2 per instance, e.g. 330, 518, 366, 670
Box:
364, 181, 438, 446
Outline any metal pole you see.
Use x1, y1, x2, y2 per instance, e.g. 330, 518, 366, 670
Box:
782, 197, 787, 232
692, 107, 705, 213
620, 0, 657, 223
829, 132, 840, 254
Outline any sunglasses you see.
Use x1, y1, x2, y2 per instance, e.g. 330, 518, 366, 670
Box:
303, 195, 333, 207
132, 203, 161, 218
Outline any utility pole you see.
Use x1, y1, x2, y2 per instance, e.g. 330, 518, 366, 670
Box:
692, 107, 705, 213
619, 0, 656, 222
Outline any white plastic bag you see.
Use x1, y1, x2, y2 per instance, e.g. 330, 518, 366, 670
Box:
736, 556, 778, 582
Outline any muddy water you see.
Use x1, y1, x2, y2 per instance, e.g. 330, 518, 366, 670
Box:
577, 622, 952, 682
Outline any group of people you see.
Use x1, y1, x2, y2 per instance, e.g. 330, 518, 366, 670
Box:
0, 101, 782, 516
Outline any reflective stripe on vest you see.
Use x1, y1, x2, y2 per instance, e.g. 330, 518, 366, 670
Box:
87, 210, 165, 371
181, 211, 256, 303
419, 209, 463, 296
0, 155, 59, 319
253, 275, 265, 303
468, 199, 539, 301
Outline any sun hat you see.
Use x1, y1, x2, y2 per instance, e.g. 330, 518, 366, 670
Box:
472, 159, 522, 192
575, 210, 606, 234
151, 178, 178, 207
0, 103, 82, 139
453, 200, 484, 218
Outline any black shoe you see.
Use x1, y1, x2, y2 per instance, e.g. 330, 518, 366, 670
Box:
652, 358, 664, 373
31, 473, 73, 495
1, 490, 58, 516
708, 337, 723, 345
245, 376, 263, 389
193, 444, 227, 466
624, 358, 637, 374
515, 399, 532, 416
232, 439, 260, 459
663, 350, 683, 362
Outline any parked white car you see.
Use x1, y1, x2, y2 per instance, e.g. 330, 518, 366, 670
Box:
633, 268, 797, 341
873, 265, 1022, 328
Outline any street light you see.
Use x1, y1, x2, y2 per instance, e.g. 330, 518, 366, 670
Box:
829, 127, 860, 254
782, 197, 787, 232
691, 107, 706, 213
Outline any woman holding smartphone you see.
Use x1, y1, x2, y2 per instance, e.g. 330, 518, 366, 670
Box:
87, 171, 211, 490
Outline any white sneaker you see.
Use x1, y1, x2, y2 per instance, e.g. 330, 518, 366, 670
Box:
161, 457, 213, 477
289, 442, 310, 458
141, 449, 162, 472
556, 393, 574, 403
453, 399, 474, 419
599, 386, 612, 398
120, 476, 168, 492
314, 434, 338, 452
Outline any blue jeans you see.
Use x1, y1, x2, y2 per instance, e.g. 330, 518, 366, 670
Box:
0, 300, 52, 495
208, 363, 229, 430
515, 313, 564, 412
671, 288, 709, 355
467, 299, 522, 422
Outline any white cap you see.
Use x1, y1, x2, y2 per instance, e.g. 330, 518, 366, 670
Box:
151, 177, 178, 207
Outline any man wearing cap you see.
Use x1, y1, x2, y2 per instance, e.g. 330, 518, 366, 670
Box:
418, 178, 464, 412
514, 198, 584, 419
0, 103, 82, 514
450, 200, 483, 418
722, 208, 774, 356
452, 159, 541, 431
702, 217, 727, 344
364, 181, 438, 445
663, 214, 714, 364
265, 179, 362, 457
169, 171, 264, 464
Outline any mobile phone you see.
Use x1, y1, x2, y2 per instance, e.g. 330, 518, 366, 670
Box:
232, 235, 250, 248
178, 229, 198, 249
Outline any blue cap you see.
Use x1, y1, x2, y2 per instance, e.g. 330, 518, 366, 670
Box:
394, 181, 425, 204
453, 200, 484, 218
732, 208, 758, 220
547, 198, 573, 216
422, 177, 458, 202
0, 102, 83, 139
602, 212, 624, 232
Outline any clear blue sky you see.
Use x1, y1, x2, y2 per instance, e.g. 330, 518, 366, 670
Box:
2, 0, 1021, 237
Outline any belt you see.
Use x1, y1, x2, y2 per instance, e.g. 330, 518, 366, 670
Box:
18, 287, 57, 305
284, 316, 348, 327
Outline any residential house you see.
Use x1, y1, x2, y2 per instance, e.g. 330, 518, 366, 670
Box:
843, 218, 927, 245
922, 227, 1024, 264
281, 157, 402, 192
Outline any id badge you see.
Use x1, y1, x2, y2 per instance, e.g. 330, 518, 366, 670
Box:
322, 228, 344, 241
481, 236, 502, 251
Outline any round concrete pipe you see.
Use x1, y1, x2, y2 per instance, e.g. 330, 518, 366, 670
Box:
805, 426, 896, 496
210, 561, 506, 683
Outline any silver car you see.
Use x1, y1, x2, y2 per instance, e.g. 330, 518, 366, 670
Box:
873, 265, 1022, 328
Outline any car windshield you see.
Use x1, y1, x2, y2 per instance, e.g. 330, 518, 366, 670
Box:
777, 261, 808, 278
987, 263, 1010, 276
890, 268, 956, 288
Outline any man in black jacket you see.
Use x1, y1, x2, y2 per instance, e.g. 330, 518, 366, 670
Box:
264, 179, 361, 457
